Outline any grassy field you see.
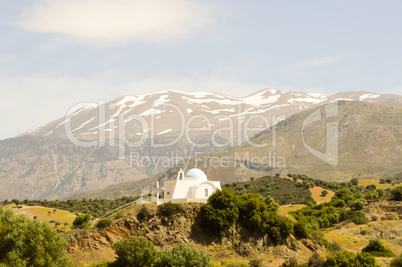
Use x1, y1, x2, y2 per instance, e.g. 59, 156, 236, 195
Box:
324, 220, 402, 256
279, 204, 306, 219
357, 179, 398, 190
309, 186, 335, 204
5, 204, 76, 232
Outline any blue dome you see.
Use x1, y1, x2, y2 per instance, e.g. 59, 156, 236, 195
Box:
184, 168, 207, 180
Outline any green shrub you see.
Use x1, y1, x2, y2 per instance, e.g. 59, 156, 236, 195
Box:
96, 218, 113, 229
113, 236, 157, 267
238, 193, 278, 233
349, 198, 366, 211
391, 254, 402, 267
391, 186, 402, 201
277, 215, 294, 237
351, 216, 368, 225
157, 202, 182, 219
202, 188, 239, 236
294, 221, 309, 239
308, 253, 324, 267
0, 207, 72, 266
248, 258, 263, 267
73, 214, 91, 228
323, 251, 379, 267
361, 239, 396, 257
327, 242, 342, 255
155, 243, 212, 267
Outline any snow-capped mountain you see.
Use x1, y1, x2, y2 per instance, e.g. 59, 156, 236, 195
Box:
1, 88, 400, 201
22, 89, 402, 145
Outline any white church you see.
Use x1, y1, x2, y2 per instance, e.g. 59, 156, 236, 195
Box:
137, 168, 221, 205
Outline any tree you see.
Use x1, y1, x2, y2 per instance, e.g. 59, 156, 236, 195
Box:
53, 209, 57, 214
0, 207, 72, 266
96, 218, 113, 229
155, 243, 212, 267
113, 236, 157, 267
48, 211, 51, 216
362, 239, 396, 257
321, 190, 329, 197
350, 178, 359, 186
294, 221, 308, 239
237, 193, 278, 233
72, 214, 91, 228
202, 188, 239, 236
391, 186, 402, 201
349, 198, 366, 211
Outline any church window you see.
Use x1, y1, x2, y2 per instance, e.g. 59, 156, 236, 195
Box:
204, 188, 208, 197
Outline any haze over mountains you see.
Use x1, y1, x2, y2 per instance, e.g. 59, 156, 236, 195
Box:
1, 89, 401, 200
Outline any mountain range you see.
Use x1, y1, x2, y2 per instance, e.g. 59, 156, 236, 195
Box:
0, 89, 401, 200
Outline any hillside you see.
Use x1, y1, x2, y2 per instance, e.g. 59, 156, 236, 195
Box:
68, 101, 402, 199
1, 90, 401, 201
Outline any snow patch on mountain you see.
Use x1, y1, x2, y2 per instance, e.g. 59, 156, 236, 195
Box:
157, 129, 172, 135
359, 94, 380, 100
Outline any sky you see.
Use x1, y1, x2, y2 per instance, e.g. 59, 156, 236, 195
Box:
0, 0, 401, 140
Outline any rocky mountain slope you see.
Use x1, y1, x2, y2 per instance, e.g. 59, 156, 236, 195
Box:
68, 101, 402, 200
65, 204, 323, 265
1, 89, 401, 200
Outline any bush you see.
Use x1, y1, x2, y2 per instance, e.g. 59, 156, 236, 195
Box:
281, 257, 299, 267
371, 215, 378, 221
323, 251, 379, 266
277, 215, 294, 237
308, 253, 324, 267
157, 202, 182, 219
238, 194, 278, 233
362, 239, 396, 257
73, 214, 91, 228
155, 243, 212, 267
327, 242, 342, 255
96, 218, 113, 229
294, 221, 309, 239
202, 188, 239, 236
351, 216, 368, 225
349, 198, 366, 211
0, 207, 71, 266
391, 254, 402, 267
113, 236, 157, 267
391, 186, 402, 201
248, 258, 263, 267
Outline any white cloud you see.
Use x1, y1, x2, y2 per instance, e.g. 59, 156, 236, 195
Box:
281, 56, 342, 72
16, 0, 213, 46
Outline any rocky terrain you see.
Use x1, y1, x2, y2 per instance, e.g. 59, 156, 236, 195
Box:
1, 89, 401, 201
65, 204, 324, 266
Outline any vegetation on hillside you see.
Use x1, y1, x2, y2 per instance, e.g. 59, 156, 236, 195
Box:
92, 236, 213, 267
361, 239, 396, 257
224, 175, 316, 205
0, 207, 72, 266
202, 188, 294, 243
1, 196, 138, 218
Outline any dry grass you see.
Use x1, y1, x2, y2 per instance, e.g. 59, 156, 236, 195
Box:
357, 179, 397, 190
279, 204, 306, 219
6, 204, 76, 232
309, 186, 335, 204
324, 220, 402, 256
